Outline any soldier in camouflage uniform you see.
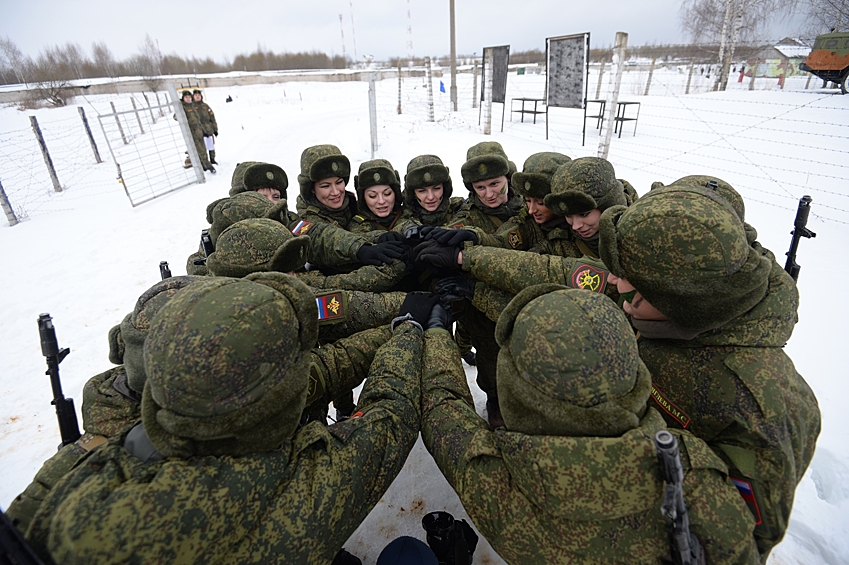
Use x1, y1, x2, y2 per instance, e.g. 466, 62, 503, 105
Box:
5, 275, 202, 534
176, 90, 214, 173
421, 285, 759, 564
394, 154, 465, 234
229, 161, 287, 202
542, 156, 636, 260
296, 144, 359, 230
349, 159, 404, 236
228, 160, 261, 196
193, 89, 219, 165
469, 151, 579, 256
597, 183, 821, 559
26, 276, 424, 565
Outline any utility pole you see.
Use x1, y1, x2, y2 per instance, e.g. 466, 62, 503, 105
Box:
598, 32, 628, 160
339, 14, 348, 66
449, 0, 458, 111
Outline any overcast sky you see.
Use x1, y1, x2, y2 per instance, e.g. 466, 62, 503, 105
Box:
2, 0, 806, 63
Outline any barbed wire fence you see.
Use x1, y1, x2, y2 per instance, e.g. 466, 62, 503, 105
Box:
1, 67, 846, 229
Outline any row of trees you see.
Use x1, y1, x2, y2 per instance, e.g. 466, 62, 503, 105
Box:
0, 34, 349, 92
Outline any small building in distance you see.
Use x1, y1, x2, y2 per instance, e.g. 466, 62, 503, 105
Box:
746, 38, 811, 78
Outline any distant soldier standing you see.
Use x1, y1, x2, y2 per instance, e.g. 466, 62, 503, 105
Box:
176, 90, 215, 173
193, 89, 219, 165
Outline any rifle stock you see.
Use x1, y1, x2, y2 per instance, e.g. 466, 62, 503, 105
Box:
784, 195, 816, 282
37, 313, 81, 448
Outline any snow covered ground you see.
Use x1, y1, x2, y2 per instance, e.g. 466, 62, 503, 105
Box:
0, 70, 847, 564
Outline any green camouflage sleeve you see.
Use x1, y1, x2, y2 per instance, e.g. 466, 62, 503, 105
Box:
462, 245, 613, 298
289, 218, 366, 267
420, 329, 491, 488
470, 283, 516, 323
314, 290, 405, 342
298, 260, 407, 292
81, 368, 141, 438
306, 325, 393, 407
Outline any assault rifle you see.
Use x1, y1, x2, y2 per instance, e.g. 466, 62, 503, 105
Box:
193, 229, 215, 266
37, 314, 81, 448
159, 261, 172, 280
655, 430, 706, 565
784, 195, 816, 282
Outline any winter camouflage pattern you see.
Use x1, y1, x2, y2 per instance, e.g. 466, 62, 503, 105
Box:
176, 98, 211, 169
26, 323, 422, 565
297, 144, 352, 205
206, 218, 310, 277
447, 193, 524, 238
296, 193, 358, 231
476, 208, 582, 256
297, 261, 408, 293
544, 157, 628, 217
638, 259, 821, 556
511, 151, 571, 199
195, 99, 218, 137
229, 161, 261, 195
420, 330, 758, 565
312, 290, 405, 343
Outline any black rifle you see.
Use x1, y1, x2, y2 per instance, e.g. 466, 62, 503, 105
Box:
784, 195, 816, 282
655, 430, 706, 565
1, 509, 45, 565
159, 261, 172, 280
193, 229, 215, 266
37, 314, 81, 448
422, 511, 478, 565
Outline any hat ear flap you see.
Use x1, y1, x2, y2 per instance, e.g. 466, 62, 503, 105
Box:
354, 175, 360, 190
107, 319, 127, 365
243, 272, 317, 352
269, 236, 310, 274
495, 283, 569, 348
206, 197, 228, 224
598, 205, 628, 276
264, 200, 289, 224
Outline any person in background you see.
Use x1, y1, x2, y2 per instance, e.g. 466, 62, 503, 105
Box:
193, 89, 219, 165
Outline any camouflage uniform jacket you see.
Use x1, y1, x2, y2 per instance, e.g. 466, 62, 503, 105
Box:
446, 194, 524, 234
420, 330, 759, 565
296, 193, 358, 231
176, 100, 203, 136
394, 197, 466, 233
27, 324, 423, 565
7, 367, 140, 535
472, 208, 582, 257
636, 260, 821, 556
348, 208, 404, 238
460, 245, 617, 322
196, 101, 218, 137
311, 290, 405, 343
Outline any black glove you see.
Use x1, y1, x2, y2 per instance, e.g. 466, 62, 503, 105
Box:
419, 225, 445, 240
378, 231, 405, 244
394, 292, 440, 329
414, 240, 461, 272
427, 303, 453, 330
435, 229, 478, 247
213, 131, 218, 136
356, 242, 404, 266
435, 275, 476, 303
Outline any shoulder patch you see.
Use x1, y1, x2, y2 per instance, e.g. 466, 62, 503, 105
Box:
507, 229, 523, 249
650, 385, 691, 429
353, 215, 366, 223
730, 475, 764, 527
570, 263, 608, 293
451, 222, 465, 229
292, 220, 314, 236
315, 291, 347, 324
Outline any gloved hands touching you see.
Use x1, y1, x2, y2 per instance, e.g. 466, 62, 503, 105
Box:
435, 275, 476, 303
413, 240, 462, 273
420, 227, 478, 247
426, 303, 453, 331
392, 292, 440, 331
356, 240, 405, 266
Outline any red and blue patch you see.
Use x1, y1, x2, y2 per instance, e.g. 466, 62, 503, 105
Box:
731, 476, 763, 526
316, 293, 344, 321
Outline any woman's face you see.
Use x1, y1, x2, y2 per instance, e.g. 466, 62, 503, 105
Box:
471, 176, 509, 209
607, 274, 669, 321
565, 209, 602, 238
256, 187, 281, 202
414, 183, 444, 212
524, 197, 556, 224
313, 176, 346, 209
364, 185, 396, 218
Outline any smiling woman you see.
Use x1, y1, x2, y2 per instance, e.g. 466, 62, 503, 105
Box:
350, 158, 403, 234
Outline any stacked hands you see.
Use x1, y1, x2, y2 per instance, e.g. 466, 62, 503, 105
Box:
410, 227, 478, 273
393, 292, 454, 332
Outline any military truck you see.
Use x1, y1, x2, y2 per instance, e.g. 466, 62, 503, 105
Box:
799, 31, 849, 94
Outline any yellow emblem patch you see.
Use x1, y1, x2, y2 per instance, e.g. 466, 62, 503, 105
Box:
570, 263, 607, 293
507, 229, 523, 249
650, 385, 691, 429
266, 171, 274, 180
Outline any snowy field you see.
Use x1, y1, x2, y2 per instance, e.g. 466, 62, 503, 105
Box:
0, 70, 847, 564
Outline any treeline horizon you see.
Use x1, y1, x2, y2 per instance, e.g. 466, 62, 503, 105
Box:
0, 35, 780, 87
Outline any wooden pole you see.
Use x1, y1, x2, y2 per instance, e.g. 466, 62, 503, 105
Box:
644, 57, 656, 96
0, 179, 19, 226
154, 91, 165, 116
425, 56, 435, 122
748, 62, 757, 91
110, 101, 128, 144
77, 107, 102, 164
472, 60, 479, 109
397, 61, 403, 114
131, 98, 145, 134
29, 116, 62, 192
598, 32, 628, 160
685, 60, 695, 95
482, 48, 494, 135
595, 59, 606, 99
449, 0, 458, 111
368, 73, 378, 158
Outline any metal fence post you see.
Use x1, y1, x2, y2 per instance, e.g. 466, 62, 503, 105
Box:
131, 98, 145, 134
748, 64, 757, 91
110, 101, 128, 144
686, 60, 695, 95
0, 179, 19, 226
155, 91, 165, 117
397, 62, 403, 115
472, 60, 479, 109
77, 107, 102, 164
143, 93, 157, 123
29, 116, 62, 192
